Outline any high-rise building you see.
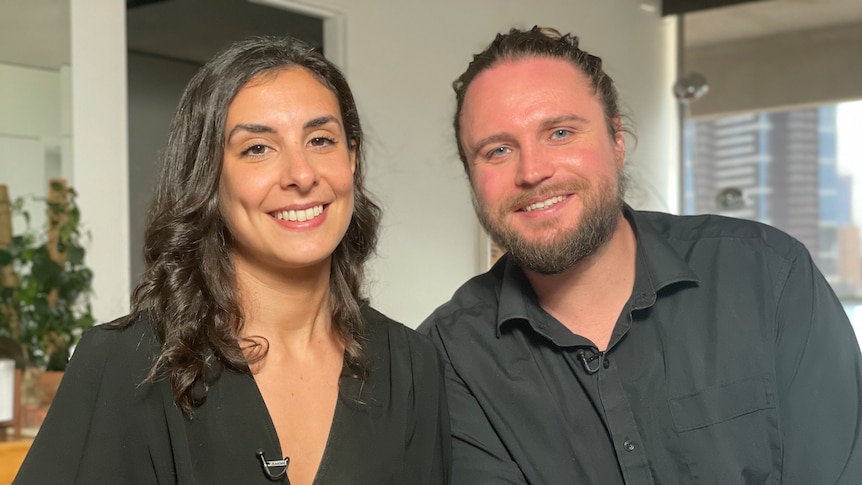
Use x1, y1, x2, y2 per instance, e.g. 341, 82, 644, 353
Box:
685, 105, 859, 297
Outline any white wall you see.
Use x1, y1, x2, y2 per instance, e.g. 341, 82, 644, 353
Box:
0, 63, 66, 232
71, 0, 675, 328
0, 64, 61, 138
307, 0, 677, 326
0, 137, 47, 229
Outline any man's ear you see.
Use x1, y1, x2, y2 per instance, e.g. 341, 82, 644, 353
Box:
611, 115, 626, 170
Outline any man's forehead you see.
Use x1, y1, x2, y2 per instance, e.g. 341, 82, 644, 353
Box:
468, 56, 591, 89
460, 59, 599, 125
462, 59, 595, 113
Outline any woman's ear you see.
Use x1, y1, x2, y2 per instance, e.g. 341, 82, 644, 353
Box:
349, 140, 357, 175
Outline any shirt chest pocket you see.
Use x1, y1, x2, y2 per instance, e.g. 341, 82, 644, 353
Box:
668, 374, 780, 485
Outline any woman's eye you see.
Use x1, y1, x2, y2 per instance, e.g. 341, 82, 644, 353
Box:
241, 144, 270, 156
309, 137, 336, 147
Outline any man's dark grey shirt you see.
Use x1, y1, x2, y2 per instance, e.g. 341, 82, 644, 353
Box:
419, 207, 862, 484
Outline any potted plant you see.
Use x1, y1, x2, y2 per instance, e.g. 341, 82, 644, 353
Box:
0, 179, 95, 417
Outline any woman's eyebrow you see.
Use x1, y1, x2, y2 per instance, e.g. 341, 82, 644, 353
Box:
305, 115, 339, 129
226, 123, 275, 142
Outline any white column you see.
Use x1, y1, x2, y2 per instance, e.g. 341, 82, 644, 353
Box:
70, 1, 130, 323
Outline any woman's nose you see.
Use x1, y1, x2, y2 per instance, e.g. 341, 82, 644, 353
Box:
279, 149, 318, 192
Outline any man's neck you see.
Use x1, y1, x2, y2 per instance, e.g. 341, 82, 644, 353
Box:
524, 213, 637, 350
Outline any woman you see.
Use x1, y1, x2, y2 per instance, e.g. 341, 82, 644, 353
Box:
14, 36, 450, 485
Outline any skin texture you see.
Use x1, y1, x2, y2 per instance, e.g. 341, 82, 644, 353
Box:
461, 57, 626, 275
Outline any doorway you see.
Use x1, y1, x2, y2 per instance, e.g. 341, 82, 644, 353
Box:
126, 0, 335, 286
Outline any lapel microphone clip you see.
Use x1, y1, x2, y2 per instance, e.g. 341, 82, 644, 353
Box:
256, 449, 290, 482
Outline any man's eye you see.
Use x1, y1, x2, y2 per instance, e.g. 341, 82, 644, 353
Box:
551, 129, 570, 139
488, 146, 510, 158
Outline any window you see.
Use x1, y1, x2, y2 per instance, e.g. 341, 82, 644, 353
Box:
684, 100, 862, 348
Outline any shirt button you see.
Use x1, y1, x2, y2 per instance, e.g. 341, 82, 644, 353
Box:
623, 439, 636, 452
603, 357, 610, 369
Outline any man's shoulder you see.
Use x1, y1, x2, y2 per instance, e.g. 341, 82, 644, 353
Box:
635, 209, 804, 258
418, 268, 501, 339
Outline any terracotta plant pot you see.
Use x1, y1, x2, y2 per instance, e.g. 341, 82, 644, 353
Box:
35, 370, 63, 408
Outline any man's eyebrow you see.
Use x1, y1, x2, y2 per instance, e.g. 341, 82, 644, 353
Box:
540, 114, 590, 129
226, 123, 275, 142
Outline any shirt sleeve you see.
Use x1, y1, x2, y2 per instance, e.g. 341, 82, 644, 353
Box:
13, 323, 163, 485
774, 243, 862, 484
13, 326, 111, 485
422, 322, 528, 484
405, 332, 453, 485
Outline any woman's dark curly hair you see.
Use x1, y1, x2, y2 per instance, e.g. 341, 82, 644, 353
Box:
123, 35, 380, 415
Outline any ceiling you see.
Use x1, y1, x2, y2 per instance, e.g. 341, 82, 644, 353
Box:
684, 0, 862, 47
0, 0, 859, 70
0, 0, 322, 71
0, 0, 69, 70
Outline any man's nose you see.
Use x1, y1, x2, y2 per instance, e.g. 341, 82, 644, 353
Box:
514, 143, 554, 187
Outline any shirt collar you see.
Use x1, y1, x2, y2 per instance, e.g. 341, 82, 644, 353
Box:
624, 205, 700, 295
496, 255, 532, 338
494, 204, 700, 337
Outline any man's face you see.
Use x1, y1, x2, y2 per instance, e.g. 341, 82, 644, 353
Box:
458, 57, 626, 274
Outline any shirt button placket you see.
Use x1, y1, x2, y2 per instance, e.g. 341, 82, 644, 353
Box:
598, 356, 654, 484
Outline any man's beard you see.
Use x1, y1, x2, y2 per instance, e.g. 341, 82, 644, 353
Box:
474, 172, 627, 275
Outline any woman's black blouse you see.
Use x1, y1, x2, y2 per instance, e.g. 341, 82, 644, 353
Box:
13, 306, 451, 484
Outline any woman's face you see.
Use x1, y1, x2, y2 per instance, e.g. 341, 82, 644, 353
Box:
220, 67, 355, 278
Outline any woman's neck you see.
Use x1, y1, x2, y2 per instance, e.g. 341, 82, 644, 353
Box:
235, 258, 337, 355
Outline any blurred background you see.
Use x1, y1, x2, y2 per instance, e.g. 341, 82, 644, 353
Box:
0, 0, 859, 344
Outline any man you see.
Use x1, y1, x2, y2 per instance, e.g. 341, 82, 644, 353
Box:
419, 26, 862, 484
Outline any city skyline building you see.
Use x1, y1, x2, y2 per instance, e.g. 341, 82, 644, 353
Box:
684, 104, 862, 299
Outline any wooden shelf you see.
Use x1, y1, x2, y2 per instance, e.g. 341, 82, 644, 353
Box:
0, 438, 32, 484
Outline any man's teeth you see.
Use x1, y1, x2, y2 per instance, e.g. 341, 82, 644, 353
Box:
523, 195, 566, 212
274, 205, 324, 222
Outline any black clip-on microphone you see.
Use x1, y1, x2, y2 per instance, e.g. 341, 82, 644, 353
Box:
256, 449, 291, 482
577, 348, 604, 375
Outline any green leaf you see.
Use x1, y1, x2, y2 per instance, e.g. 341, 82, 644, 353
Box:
31, 258, 63, 287
67, 246, 85, 265
3, 185, 94, 370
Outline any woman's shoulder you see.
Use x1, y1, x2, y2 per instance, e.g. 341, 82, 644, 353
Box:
81, 313, 157, 347
361, 305, 442, 374
72, 314, 160, 373
362, 305, 434, 345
